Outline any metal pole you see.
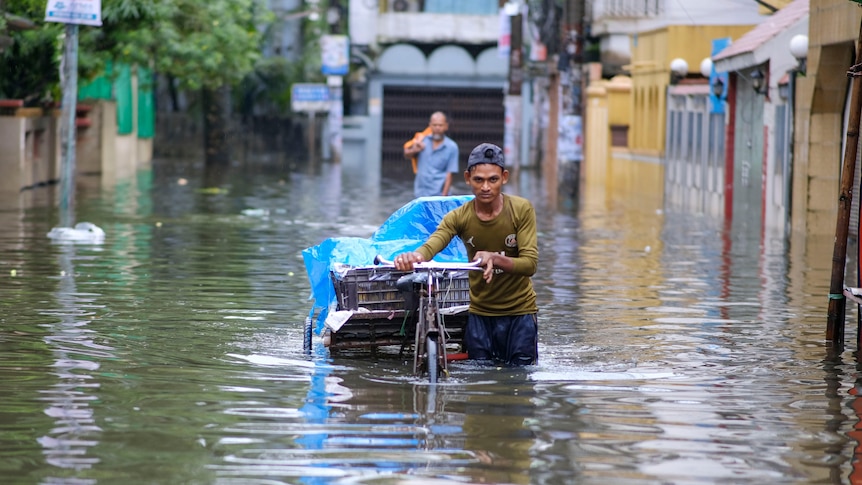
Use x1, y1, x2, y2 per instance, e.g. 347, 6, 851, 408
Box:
545, 68, 560, 209
309, 111, 316, 162
826, 17, 862, 346
59, 23, 79, 228
505, 12, 523, 168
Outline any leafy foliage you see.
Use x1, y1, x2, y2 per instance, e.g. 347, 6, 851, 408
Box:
81, 0, 272, 90
0, 25, 60, 103
1, 0, 274, 102
235, 56, 302, 116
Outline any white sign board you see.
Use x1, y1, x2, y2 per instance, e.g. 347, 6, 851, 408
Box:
292, 83, 330, 112
45, 0, 103, 26
321, 35, 349, 76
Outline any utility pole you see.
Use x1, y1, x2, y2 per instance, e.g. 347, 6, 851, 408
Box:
58, 23, 79, 228
541, 0, 560, 199
556, 0, 585, 197
324, 1, 346, 162
44, 0, 102, 227
545, 65, 559, 207
505, 7, 523, 169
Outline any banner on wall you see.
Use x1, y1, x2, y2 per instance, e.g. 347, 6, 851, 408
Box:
558, 115, 583, 162
710, 37, 731, 114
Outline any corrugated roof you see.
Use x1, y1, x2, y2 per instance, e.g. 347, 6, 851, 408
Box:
713, 0, 809, 62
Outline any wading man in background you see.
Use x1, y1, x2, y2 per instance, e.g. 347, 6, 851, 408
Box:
403, 111, 459, 198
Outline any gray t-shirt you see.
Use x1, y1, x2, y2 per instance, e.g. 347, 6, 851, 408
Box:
414, 135, 459, 197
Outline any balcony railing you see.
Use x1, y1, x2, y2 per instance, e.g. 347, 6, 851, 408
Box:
377, 11, 499, 44
593, 0, 664, 19
383, 0, 498, 15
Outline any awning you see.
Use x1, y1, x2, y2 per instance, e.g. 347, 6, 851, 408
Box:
713, 0, 809, 73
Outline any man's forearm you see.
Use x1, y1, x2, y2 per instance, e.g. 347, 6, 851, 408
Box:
441, 173, 453, 195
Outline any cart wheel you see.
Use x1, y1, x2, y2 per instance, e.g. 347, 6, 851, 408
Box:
426, 335, 438, 384
303, 316, 313, 354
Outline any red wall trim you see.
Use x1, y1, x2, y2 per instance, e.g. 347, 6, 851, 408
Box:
724, 75, 736, 224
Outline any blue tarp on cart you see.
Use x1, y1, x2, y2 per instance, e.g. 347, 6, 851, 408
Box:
302, 196, 473, 326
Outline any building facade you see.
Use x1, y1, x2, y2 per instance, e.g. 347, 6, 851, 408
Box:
344, 0, 510, 185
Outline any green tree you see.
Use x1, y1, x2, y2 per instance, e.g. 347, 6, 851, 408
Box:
83, 0, 270, 91
0, 25, 59, 103
0, 0, 61, 103
1, 0, 271, 101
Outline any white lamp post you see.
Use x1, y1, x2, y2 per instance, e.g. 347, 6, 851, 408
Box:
699, 58, 713, 78
670, 58, 688, 84
789, 34, 808, 74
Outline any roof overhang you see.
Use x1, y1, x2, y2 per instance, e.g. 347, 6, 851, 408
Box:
713, 17, 807, 73
713, 0, 809, 72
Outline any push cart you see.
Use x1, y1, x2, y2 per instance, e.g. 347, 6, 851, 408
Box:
323, 262, 472, 354
302, 196, 476, 369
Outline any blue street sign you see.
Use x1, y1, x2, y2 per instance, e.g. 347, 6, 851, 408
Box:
292, 83, 330, 112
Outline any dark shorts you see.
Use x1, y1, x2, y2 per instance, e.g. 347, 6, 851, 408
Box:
464, 313, 538, 366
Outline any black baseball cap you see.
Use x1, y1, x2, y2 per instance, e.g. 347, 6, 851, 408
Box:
466, 143, 505, 170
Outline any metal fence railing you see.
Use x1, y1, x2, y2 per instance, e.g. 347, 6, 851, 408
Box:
593, 0, 663, 19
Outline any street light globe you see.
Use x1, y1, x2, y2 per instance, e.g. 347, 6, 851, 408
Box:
700, 58, 713, 78
670, 58, 688, 76
790, 34, 808, 60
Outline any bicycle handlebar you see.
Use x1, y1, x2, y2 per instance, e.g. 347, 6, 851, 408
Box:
374, 254, 482, 271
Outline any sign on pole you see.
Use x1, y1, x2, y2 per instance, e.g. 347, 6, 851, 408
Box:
321, 35, 349, 76
327, 76, 343, 161
292, 83, 330, 112
45, 0, 102, 227
45, 0, 102, 26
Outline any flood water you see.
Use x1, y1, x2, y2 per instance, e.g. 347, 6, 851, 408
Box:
0, 155, 860, 484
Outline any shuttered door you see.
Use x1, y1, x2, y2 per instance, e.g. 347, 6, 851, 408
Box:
843, 80, 861, 239
851, 134, 861, 239
382, 86, 504, 179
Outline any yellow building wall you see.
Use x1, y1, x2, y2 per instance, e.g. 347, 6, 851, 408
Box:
585, 73, 635, 190
788, 1, 861, 310
627, 25, 757, 157
585, 83, 610, 187
759, 0, 792, 15
607, 75, 632, 128
792, 1, 859, 242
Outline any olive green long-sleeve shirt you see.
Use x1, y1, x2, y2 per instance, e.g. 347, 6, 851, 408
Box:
416, 194, 538, 316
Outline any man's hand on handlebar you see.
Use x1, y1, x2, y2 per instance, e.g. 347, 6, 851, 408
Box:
393, 251, 426, 271
473, 251, 497, 283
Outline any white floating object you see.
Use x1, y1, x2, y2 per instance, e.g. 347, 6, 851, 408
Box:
241, 208, 270, 217
47, 222, 106, 244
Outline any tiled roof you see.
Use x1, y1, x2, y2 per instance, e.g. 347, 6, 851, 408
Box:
713, 0, 809, 61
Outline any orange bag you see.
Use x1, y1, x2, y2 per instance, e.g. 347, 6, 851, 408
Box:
403, 126, 432, 174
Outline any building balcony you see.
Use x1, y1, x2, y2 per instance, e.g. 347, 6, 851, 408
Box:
376, 12, 499, 45
593, 0, 664, 21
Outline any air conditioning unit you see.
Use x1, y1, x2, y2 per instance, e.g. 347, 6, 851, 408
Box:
391, 0, 420, 12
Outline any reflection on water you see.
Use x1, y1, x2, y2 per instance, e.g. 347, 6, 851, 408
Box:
0, 158, 860, 483
39, 244, 109, 477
